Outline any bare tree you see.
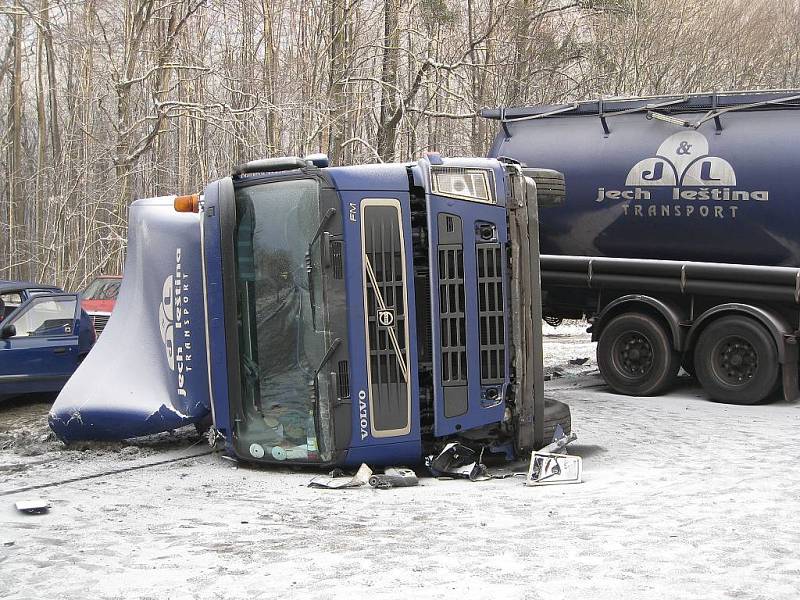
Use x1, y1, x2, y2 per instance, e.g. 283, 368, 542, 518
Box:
1, 0, 799, 287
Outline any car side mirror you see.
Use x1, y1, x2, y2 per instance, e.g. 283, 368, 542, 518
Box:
1, 323, 16, 339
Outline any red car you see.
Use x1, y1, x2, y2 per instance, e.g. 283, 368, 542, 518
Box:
80, 275, 122, 336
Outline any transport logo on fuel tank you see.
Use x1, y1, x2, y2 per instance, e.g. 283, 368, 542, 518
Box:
625, 131, 736, 187
597, 131, 768, 220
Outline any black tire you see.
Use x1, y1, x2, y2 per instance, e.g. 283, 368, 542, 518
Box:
542, 397, 571, 445
693, 316, 778, 405
597, 312, 680, 396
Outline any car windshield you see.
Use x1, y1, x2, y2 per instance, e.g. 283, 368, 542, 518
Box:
82, 278, 121, 301
233, 178, 332, 463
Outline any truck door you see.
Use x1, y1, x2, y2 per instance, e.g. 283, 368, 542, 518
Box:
0, 294, 81, 396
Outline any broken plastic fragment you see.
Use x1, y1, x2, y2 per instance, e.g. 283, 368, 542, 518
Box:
526, 452, 582, 486
368, 467, 419, 489
15, 499, 51, 514
426, 443, 489, 481
308, 463, 372, 489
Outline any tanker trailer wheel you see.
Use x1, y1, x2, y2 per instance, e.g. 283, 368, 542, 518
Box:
693, 316, 778, 405
597, 312, 680, 396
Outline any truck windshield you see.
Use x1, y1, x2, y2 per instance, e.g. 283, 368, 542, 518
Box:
233, 178, 332, 463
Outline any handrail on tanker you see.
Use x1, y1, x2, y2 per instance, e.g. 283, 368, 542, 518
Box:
489, 89, 800, 129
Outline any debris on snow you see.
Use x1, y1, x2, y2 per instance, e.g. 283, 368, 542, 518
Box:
525, 425, 582, 486
368, 468, 419, 489
308, 463, 372, 489
15, 499, 51, 514
426, 443, 489, 481
526, 452, 583, 486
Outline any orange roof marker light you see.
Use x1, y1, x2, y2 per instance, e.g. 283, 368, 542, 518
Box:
174, 193, 201, 213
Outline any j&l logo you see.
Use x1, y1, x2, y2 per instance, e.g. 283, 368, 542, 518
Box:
158, 248, 192, 397
159, 275, 175, 371
596, 130, 768, 218
625, 131, 736, 187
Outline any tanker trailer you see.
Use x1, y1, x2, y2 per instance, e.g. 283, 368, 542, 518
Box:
483, 90, 800, 405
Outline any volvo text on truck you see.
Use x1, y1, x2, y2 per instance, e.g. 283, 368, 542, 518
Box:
484, 90, 800, 405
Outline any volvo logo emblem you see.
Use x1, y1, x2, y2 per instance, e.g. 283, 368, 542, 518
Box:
377, 309, 395, 327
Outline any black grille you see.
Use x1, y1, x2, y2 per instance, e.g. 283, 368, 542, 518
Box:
438, 246, 467, 385
415, 271, 433, 364
337, 360, 350, 399
363, 204, 409, 433
331, 240, 344, 279
92, 314, 111, 336
477, 244, 505, 384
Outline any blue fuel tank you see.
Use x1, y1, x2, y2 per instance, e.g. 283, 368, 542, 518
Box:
484, 91, 800, 266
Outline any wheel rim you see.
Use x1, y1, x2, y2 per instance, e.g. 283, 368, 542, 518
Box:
612, 330, 654, 378
711, 335, 758, 387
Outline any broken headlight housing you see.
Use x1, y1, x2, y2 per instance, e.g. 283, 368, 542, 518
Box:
431, 167, 495, 204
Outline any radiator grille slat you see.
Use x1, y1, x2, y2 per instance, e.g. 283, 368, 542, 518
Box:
337, 360, 350, 399
438, 245, 467, 385
331, 240, 344, 279
91, 314, 111, 336
477, 244, 506, 384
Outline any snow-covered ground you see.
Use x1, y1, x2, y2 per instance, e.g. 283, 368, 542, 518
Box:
3, 324, 800, 599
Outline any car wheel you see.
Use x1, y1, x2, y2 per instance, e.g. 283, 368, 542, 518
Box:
597, 312, 680, 396
694, 316, 778, 405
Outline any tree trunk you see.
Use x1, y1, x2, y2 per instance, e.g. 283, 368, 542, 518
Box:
376, 0, 400, 162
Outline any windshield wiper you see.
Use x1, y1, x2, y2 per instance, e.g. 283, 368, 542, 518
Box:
310, 207, 336, 247
313, 337, 341, 380
306, 207, 337, 328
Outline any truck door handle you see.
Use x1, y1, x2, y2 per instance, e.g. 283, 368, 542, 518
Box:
53, 347, 67, 354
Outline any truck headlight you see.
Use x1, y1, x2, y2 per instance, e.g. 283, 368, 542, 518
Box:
431, 167, 495, 204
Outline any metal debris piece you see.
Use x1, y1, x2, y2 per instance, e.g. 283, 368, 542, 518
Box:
539, 432, 578, 454
525, 452, 583, 486
15, 499, 51, 514
308, 463, 372, 489
426, 443, 489, 481
569, 357, 590, 365
368, 468, 419, 489
525, 423, 582, 486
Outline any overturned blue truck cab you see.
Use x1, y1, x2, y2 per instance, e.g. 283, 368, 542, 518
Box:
50, 155, 568, 466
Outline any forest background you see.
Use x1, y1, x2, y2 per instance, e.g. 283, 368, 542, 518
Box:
1, 0, 798, 287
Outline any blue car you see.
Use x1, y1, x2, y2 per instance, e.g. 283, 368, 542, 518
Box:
0, 281, 95, 401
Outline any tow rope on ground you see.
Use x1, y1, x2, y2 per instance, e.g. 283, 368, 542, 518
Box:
1, 448, 213, 497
